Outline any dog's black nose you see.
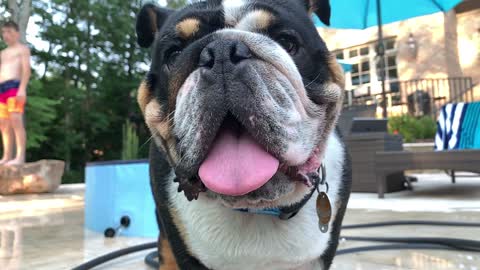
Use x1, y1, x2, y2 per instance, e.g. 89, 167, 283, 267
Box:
199, 40, 252, 70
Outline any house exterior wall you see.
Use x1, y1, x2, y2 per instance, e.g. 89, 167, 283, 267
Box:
318, 12, 451, 82
456, 9, 480, 100
318, 8, 479, 114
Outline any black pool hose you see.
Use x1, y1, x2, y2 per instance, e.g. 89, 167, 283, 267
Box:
144, 251, 160, 269
71, 242, 157, 270
342, 236, 480, 252
336, 244, 458, 255
71, 220, 480, 270
342, 220, 480, 229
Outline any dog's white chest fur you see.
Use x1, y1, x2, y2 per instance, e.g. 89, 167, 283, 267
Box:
169, 133, 345, 270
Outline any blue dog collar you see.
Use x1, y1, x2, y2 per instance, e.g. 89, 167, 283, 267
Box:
234, 208, 282, 217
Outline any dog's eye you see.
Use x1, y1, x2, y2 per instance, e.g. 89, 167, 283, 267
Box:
277, 35, 299, 55
165, 48, 182, 70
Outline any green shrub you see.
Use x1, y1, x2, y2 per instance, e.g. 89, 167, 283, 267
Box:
388, 115, 437, 143
62, 169, 84, 184
417, 116, 437, 139
121, 120, 139, 160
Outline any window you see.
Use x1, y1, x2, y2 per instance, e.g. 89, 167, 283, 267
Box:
352, 60, 371, 86
335, 37, 399, 100
335, 51, 344, 60
376, 54, 399, 82
360, 47, 369, 56
386, 39, 395, 50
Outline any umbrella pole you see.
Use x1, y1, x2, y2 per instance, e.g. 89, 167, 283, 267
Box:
376, 0, 388, 118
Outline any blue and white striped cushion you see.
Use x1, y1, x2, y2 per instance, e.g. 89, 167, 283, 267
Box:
435, 102, 480, 151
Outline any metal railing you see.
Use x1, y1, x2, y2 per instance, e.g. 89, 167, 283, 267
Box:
344, 77, 475, 117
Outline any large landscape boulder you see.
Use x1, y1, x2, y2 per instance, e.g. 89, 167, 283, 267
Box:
0, 160, 65, 195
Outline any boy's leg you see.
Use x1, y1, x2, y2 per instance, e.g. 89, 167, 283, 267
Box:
0, 103, 14, 164
6, 113, 25, 165
0, 119, 14, 164
5, 96, 26, 166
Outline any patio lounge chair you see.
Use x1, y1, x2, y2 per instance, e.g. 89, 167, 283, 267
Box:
339, 105, 407, 193
375, 102, 480, 198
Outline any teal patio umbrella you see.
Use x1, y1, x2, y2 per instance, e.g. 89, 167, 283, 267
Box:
315, 0, 463, 117
338, 59, 352, 73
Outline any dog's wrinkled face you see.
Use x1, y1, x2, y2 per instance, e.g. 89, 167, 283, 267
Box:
137, 0, 344, 209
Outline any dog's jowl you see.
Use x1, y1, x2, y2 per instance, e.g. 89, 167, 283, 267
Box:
136, 0, 352, 269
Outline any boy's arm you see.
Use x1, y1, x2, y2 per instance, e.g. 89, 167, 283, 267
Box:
18, 46, 31, 97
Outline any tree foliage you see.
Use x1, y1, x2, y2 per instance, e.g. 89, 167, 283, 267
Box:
25, 0, 153, 183
166, 0, 188, 9
25, 77, 59, 149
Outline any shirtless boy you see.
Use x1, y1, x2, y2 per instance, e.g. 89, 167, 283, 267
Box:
0, 21, 30, 165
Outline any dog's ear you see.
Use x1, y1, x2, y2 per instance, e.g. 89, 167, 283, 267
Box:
136, 3, 174, 48
303, 0, 331, 26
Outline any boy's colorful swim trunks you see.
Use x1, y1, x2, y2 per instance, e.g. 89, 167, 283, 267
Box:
0, 80, 25, 118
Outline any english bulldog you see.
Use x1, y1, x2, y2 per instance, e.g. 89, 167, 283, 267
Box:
136, 0, 351, 269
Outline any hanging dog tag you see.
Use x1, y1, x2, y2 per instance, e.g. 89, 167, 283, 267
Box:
316, 192, 332, 233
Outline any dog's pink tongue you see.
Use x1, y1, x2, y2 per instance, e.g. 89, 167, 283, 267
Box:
199, 127, 279, 196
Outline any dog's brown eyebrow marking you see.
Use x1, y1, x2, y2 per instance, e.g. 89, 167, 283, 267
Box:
176, 18, 201, 39
236, 10, 274, 31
